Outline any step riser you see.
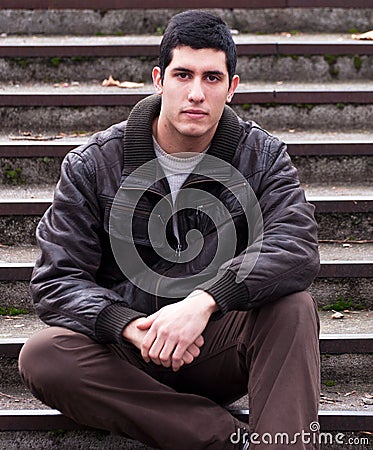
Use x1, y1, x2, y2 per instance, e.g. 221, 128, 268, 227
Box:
1, 55, 372, 83
239, 56, 373, 82
314, 278, 373, 309
0, 105, 372, 134
1, 156, 371, 186
311, 279, 373, 310
1, 9, 372, 35
0, 213, 371, 246
316, 213, 372, 240
1, 278, 372, 312
234, 105, 373, 134
0, 157, 63, 185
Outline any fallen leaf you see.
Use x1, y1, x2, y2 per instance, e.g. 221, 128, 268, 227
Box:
344, 391, 356, 397
362, 397, 373, 405
352, 30, 373, 40
102, 75, 144, 89
331, 311, 344, 319
0, 392, 20, 400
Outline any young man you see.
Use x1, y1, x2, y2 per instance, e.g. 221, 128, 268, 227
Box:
19, 10, 320, 450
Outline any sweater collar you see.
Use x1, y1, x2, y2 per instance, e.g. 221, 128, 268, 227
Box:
122, 94, 242, 177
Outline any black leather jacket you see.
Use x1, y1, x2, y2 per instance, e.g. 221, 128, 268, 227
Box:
31, 95, 320, 344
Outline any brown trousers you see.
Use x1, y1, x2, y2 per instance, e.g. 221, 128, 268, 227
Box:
19, 292, 320, 450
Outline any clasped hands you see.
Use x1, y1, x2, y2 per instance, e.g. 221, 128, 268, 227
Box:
122, 290, 218, 372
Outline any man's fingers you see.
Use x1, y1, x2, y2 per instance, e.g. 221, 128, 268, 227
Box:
171, 349, 193, 372
136, 311, 160, 331
141, 328, 158, 363
186, 343, 201, 358
194, 335, 204, 348
158, 341, 176, 368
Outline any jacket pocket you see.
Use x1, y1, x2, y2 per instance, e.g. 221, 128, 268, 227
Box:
195, 182, 249, 235
104, 198, 166, 248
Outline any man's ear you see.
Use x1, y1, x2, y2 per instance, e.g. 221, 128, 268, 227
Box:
226, 74, 240, 103
152, 66, 163, 95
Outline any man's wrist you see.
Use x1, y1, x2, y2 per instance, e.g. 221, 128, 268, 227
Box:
188, 289, 220, 314
122, 318, 142, 344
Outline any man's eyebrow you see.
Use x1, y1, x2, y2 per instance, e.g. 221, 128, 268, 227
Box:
171, 67, 225, 76
172, 67, 193, 73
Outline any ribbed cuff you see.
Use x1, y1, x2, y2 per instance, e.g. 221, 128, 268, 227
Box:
95, 303, 146, 344
203, 270, 249, 315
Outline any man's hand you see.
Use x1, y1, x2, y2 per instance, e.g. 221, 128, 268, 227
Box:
136, 290, 219, 372
122, 308, 205, 368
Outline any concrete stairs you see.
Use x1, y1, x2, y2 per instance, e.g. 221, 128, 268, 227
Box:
0, 1, 372, 449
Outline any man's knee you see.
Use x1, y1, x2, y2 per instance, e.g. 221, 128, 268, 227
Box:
272, 291, 318, 327
18, 327, 81, 396
254, 291, 319, 344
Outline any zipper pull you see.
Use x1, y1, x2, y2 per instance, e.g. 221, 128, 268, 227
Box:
175, 243, 182, 258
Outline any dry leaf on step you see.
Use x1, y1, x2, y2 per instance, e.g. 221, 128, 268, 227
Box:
102, 75, 144, 88
331, 311, 344, 319
351, 30, 373, 40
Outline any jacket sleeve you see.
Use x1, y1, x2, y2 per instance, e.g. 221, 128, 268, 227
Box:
205, 135, 320, 313
30, 150, 145, 344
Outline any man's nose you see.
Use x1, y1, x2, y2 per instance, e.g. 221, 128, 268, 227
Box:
188, 79, 205, 103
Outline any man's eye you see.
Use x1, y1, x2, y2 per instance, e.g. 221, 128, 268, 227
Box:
177, 73, 189, 79
207, 75, 219, 82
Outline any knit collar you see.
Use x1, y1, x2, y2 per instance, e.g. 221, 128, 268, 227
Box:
122, 94, 242, 177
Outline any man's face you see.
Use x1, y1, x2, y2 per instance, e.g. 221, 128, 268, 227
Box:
152, 45, 239, 152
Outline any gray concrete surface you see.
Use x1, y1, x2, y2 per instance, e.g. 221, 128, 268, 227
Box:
1, 154, 372, 185
0, 8, 372, 35
2, 55, 371, 84
0, 34, 371, 84
1, 276, 372, 312
0, 430, 154, 450
1, 103, 371, 134
0, 242, 372, 264
0, 311, 372, 340
0, 210, 371, 246
1, 183, 373, 201
0, 430, 370, 450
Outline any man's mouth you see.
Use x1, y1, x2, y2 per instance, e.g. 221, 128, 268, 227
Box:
183, 109, 208, 119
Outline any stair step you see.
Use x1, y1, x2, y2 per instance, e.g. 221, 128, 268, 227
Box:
0, 88, 370, 133
1, 134, 371, 186
0, 187, 371, 243
1, 334, 373, 359
0, 409, 371, 434
1, 132, 372, 158
0, 193, 372, 215
1, 34, 372, 57
3, 0, 373, 9
1, 310, 372, 337
3, 4, 371, 36
1, 36, 371, 84
1, 242, 372, 262
0, 104, 370, 134
1, 260, 372, 283
0, 82, 372, 106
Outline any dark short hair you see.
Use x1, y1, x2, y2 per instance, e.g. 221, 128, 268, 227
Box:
159, 10, 237, 87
